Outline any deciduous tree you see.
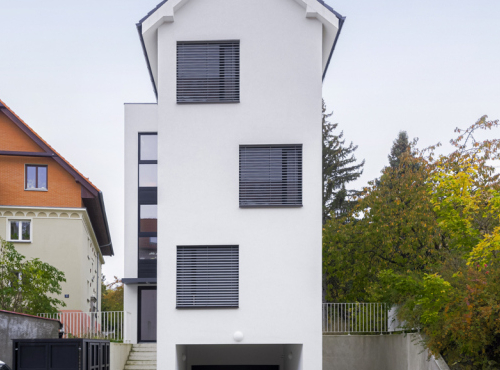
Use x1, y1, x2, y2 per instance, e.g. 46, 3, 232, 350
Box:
0, 238, 66, 315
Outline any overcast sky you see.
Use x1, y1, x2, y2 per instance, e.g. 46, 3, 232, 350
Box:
1, 0, 499, 281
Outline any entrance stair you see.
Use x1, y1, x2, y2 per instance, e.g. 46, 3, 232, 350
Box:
124, 343, 157, 370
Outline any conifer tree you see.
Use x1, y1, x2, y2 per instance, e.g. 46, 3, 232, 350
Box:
388, 131, 410, 169
322, 101, 364, 224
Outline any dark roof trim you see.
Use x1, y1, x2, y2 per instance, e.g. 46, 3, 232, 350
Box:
0, 100, 113, 257
122, 278, 157, 285
0, 150, 54, 157
136, 23, 158, 99
98, 191, 114, 256
317, 0, 346, 81
0, 103, 99, 198
136, 0, 344, 96
138, 0, 170, 24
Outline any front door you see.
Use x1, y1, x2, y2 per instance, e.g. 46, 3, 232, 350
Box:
138, 286, 157, 342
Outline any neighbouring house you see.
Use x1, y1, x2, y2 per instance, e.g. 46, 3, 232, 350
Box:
0, 99, 114, 315
123, 0, 343, 369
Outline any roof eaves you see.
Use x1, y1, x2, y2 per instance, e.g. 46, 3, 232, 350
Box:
0, 99, 101, 195
98, 191, 114, 256
316, 0, 345, 80
136, 23, 158, 99
136, 0, 344, 90
316, 0, 346, 81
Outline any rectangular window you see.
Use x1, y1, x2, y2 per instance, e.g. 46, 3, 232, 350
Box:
138, 133, 158, 278
9, 220, 31, 242
239, 145, 303, 207
140, 134, 158, 161
140, 205, 157, 232
139, 164, 158, 187
25, 165, 47, 190
177, 41, 240, 103
177, 246, 239, 308
139, 237, 157, 260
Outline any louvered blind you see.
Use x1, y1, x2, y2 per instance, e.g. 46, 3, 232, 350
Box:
240, 145, 303, 207
177, 246, 239, 308
177, 41, 240, 103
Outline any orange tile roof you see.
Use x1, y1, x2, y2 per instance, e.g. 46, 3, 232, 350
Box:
0, 98, 100, 193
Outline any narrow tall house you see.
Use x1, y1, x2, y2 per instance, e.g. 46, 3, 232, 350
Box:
0, 99, 113, 314
123, 0, 344, 369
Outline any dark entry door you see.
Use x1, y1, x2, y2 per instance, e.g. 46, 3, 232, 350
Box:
138, 287, 157, 342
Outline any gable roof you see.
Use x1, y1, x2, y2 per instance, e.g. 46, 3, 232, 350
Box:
136, 0, 345, 99
0, 99, 113, 256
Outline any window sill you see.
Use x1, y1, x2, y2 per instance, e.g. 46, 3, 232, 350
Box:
25, 188, 48, 192
8, 240, 32, 243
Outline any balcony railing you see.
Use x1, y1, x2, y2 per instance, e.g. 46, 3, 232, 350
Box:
323, 303, 393, 334
38, 311, 124, 341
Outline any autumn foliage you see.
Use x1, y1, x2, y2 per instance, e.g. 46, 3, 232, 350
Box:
323, 116, 500, 369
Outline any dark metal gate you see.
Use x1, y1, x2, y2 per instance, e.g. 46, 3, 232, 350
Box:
12, 339, 110, 370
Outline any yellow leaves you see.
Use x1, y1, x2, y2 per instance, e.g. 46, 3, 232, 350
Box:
467, 226, 500, 267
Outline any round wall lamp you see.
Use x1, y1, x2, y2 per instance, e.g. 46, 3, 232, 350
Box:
233, 331, 244, 342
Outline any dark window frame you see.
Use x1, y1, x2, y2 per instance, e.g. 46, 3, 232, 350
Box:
239, 144, 303, 208
177, 40, 240, 104
25, 164, 48, 190
176, 245, 239, 309
138, 133, 158, 278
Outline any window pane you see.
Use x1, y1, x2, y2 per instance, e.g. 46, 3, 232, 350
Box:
26, 166, 37, 189
37, 167, 47, 189
139, 237, 157, 260
22, 221, 31, 241
139, 164, 157, 187
140, 135, 158, 161
10, 221, 20, 240
140, 205, 157, 232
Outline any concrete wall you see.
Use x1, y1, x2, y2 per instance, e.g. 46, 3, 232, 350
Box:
0, 206, 103, 313
323, 334, 450, 370
0, 311, 60, 368
110, 343, 132, 370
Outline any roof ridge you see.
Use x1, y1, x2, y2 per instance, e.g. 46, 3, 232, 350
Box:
0, 98, 100, 192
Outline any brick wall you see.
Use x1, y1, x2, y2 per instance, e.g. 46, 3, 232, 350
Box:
0, 156, 82, 208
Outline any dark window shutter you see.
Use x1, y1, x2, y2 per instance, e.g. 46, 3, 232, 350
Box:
177, 41, 240, 103
177, 246, 239, 308
239, 145, 303, 207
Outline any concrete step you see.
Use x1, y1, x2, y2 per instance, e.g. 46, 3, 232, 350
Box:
124, 365, 157, 370
129, 354, 157, 360
132, 343, 157, 348
131, 347, 157, 352
126, 361, 157, 366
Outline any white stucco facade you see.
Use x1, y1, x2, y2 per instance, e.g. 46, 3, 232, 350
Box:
124, 1, 342, 369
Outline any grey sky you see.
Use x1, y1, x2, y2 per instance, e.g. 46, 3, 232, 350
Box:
1, 0, 499, 280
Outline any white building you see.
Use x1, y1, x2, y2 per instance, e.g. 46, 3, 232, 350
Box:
123, 1, 344, 369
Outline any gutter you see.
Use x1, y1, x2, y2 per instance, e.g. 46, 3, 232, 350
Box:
136, 22, 158, 99
98, 191, 114, 256
320, 1, 346, 81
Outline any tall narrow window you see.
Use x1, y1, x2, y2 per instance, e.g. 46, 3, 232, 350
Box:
25, 165, 47, 190
177, 246, 239, 308
177, 41, 240, 103
138, 133, 158, 278
239, 145, 303, 207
